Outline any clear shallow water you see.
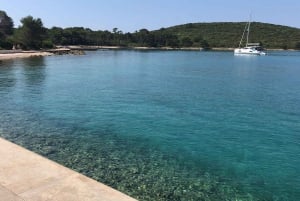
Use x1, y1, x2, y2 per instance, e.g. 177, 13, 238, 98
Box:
0, 50, 300, 200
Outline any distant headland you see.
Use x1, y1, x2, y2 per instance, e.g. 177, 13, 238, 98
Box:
1, 10, 300, 56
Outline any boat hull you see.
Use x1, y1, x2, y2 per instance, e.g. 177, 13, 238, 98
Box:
234, 48, 266, 56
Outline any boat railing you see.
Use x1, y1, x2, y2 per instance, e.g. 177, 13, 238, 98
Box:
247, 43, 260, 46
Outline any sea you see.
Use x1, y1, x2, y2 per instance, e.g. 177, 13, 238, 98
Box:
0, 50, 299, 201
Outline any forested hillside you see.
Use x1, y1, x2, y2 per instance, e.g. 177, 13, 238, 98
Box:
163, 22, 300, 49
1, 10, 300, 50
46, 22, 300, 49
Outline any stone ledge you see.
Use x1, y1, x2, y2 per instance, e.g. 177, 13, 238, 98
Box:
0, 137, 137, 201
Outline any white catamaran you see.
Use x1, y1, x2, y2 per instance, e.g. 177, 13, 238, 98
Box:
234, 19, 266, 55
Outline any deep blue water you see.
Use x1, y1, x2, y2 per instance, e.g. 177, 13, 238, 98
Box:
0, 50, 300, 200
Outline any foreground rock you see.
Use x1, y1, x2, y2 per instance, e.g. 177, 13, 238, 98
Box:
0, 137, 137, 201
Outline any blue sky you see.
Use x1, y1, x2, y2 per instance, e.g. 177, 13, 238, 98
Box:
1, 0, 299, 32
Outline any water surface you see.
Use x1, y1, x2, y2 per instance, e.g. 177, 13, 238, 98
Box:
0, 50, 300, 200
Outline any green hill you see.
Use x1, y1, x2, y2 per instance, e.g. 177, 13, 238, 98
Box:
155, 22, 300, 49
45, 21, 300, 49
2, 8, 300, 50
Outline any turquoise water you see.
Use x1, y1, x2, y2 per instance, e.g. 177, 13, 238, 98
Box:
0, 50, 300, 200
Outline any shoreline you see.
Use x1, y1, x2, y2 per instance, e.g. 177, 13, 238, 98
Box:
1, 46, 298, 60
0, 48, 84, 60
61, 45, 299, 51
0, 51, 54, 60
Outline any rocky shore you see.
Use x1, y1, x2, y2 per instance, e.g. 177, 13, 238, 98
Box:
0, 51, 53, 60
0, 48, 85, 60
1, 46, 296, 60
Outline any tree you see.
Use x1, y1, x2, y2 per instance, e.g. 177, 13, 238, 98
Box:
61, 27, 88, 45
135, 29, 150, 46
112, 27, 124, 46
165, 34, 179, 47
193, 36, 203, 43
0, 10, 14, 49
48, 26, 64, 45
0, 10, 14, 35
295, 42, 300, 50
15, 16, 46, 49
200, 40, 210, 49
181, 37, 193, 47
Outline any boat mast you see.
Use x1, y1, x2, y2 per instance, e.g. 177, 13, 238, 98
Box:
246, 14, 252, 47
238, 22, 248, 48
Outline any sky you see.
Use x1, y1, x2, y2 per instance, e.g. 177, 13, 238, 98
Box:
1, 0, 300, 32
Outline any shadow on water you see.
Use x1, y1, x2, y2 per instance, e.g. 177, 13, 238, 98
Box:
0, 60, 16, 90
0, 57, 46, 91
21, 57, 46, 87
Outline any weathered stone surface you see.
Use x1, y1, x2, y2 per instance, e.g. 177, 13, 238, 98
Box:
0, 137, 137, 201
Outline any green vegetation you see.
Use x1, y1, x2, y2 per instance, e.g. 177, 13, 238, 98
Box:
166, 22, 300, 49
0, 11, 14, 49
1, 10, 300, 50
13, 16, 47, 50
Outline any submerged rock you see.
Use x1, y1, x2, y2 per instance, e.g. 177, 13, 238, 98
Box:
70, 50, 85, 55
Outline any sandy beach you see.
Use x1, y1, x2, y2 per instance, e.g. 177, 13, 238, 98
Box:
0, 51, 54, 60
